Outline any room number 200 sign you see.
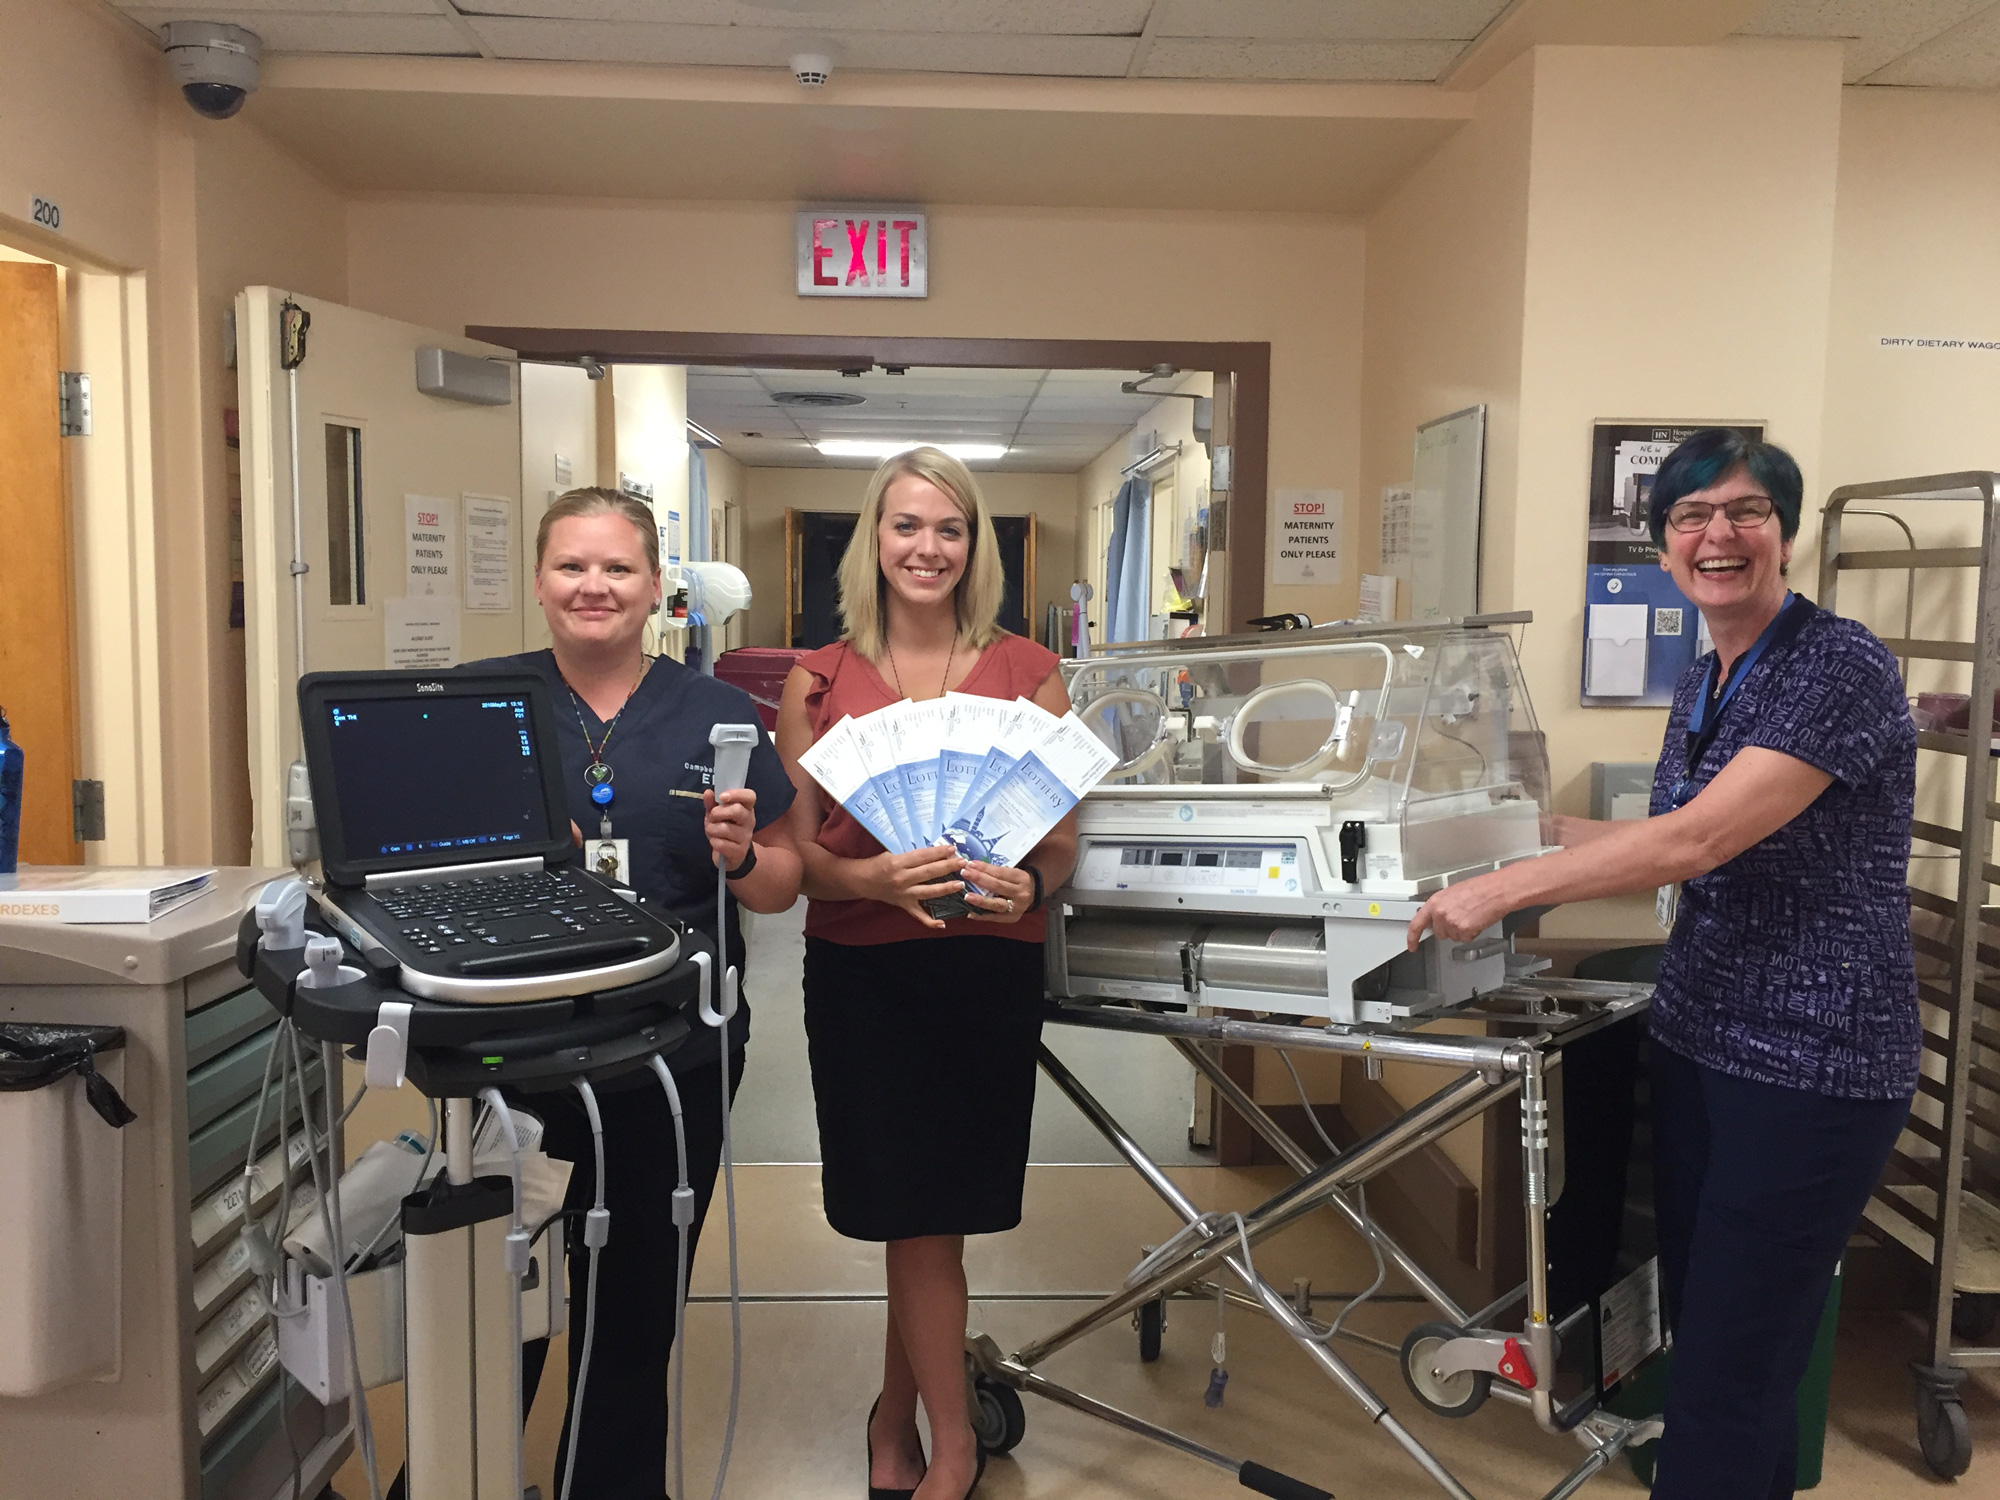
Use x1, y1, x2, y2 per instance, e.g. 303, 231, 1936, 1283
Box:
796, 207, 928, 299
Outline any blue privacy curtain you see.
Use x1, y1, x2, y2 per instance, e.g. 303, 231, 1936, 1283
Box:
686, 446, 710, 562
685, 446, 713, 671
1102, 474, 1150, 645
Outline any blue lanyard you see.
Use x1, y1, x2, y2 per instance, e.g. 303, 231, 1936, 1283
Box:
1672, 592, 1811, 806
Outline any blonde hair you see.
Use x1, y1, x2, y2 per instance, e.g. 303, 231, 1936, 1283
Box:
534, 487, 659, 575
837, 447, 1006, 661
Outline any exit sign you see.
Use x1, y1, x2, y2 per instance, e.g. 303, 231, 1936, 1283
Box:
796, 206, 927, 299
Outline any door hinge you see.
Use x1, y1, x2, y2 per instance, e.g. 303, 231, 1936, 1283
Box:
73, 779, 105, 842
59, 371, 91, 437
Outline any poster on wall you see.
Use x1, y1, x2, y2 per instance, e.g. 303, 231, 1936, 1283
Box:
384, 597, 460, 669
1270, 490, 1345, 586
1581, 422, 1762, 707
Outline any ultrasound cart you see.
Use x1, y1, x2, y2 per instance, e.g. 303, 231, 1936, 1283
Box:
963, 618, 1664, 1500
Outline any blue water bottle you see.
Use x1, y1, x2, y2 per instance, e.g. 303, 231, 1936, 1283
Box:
0, 706, 21, 874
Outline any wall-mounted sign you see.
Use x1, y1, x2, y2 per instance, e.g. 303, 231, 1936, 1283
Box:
1270, 490, 1345, 586
796, 206, 927, 299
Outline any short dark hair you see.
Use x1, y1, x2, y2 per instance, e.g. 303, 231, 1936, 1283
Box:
1647, 429, 1802, 544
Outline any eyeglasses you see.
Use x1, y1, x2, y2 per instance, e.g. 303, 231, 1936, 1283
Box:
1664, 496, 1776, 533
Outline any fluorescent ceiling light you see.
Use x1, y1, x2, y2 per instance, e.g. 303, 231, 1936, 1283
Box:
814, 439, 1007, 462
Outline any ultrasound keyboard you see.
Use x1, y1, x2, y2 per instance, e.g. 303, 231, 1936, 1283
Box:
333, 866, 673, 980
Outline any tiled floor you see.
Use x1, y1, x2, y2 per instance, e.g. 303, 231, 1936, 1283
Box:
331, 902, 1999, 1498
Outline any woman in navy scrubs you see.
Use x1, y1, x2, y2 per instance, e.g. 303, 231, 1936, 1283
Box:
1407, 431, 1916, 1500
476, 486, 800, 1500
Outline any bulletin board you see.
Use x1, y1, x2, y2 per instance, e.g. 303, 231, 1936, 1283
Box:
1580, 421, 1763, 707
1409, 406, 1485, 621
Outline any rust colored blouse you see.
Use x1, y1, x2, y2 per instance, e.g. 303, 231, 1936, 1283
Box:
799, 633, 1062, 947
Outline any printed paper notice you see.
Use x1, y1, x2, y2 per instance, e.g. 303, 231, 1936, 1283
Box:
1271, 490, 1345, 586
1380, 484, 1413, 579
405, 495, 456, 598
1597, 1258, 1662, 1388
384, 597, 460, 669
1359, 573, 1396, 622
462, 494, 513, 612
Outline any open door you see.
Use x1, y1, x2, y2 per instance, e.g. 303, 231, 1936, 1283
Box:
237, 289, 525, 865
0, 261, 79, 865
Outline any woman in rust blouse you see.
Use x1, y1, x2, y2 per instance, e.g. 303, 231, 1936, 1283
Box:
777, 447, 1076, 1500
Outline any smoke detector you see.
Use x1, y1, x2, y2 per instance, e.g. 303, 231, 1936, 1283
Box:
790, 50, 833, 87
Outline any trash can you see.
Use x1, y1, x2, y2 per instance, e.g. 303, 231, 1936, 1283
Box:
1616, 1260, 1843, 1489
0, 1023, 138, 1396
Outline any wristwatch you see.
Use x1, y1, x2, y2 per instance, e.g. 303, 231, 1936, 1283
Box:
726, 845, 758, 881
1025, 864, 1045, 913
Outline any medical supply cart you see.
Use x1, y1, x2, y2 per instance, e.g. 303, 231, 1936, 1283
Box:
963, 619, 1665, 1500
1820, 471, 2000, 1480
0, 868, 348, 1500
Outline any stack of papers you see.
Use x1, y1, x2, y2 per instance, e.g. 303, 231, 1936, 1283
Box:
799, 692, 1116, 870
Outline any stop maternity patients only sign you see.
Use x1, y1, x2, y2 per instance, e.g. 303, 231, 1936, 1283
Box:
1271, 490, 1346, 586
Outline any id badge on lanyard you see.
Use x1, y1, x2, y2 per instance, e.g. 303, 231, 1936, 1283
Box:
1656, 592, 1808, 932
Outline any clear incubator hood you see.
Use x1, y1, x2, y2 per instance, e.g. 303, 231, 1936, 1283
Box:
1063, 614, 1551, 897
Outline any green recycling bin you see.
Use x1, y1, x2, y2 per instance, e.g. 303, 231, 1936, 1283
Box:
1614, 1259, 1843, 1489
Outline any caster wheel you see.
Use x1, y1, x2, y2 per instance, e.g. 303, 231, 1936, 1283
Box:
972, 1378, 1026, 1456
1137, 1298, 1165, 1363
1952, 1291, 1999, 1343
1400, 1322, 1491, 1420
1917, 1390, 1973, 1479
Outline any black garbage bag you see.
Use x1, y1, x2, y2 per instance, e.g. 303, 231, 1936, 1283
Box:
0, 1024, 137, 1128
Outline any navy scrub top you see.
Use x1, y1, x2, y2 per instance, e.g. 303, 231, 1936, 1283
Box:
466, 649, 796, 1073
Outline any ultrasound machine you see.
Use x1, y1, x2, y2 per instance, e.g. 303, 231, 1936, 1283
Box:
237, 669, 751, 1500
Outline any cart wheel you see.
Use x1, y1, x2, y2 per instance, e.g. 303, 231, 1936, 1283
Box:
1917, 1389, 1973, 1479
1137, 1298, 1166, 1363
1952, 1291, 1999, 1343
1400, 1322, 1491, 1419
972, 1378, 1026, 1456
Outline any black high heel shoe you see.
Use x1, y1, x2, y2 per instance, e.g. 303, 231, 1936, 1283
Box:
866, 1395, 925, 1500
961, 1434, 988, 1499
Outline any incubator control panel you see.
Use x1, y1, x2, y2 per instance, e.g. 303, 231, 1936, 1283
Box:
1073, 841, 1310, 898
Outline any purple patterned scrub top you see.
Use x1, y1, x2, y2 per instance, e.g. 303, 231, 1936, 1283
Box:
1648, 600, 1919, 1099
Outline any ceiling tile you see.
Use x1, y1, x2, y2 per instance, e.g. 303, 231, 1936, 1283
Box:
115, 0, 440, 11
1734, 1, 1994, 82
457, 0, 1151, 34
1139, 37, 1465, 81
122, 7, 476, 51
1157, 0, 1507, 43
1862, 2, 2000, 83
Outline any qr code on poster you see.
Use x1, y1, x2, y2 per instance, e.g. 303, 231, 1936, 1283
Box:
1654, 608, 1684, 636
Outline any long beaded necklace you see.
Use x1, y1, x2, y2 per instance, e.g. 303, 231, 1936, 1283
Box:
560, 656, 650, 836
886, 631, 958, 702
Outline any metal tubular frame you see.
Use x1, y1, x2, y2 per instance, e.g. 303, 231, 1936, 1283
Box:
966, 983, 1663, 1500
1820, 473, 2000, 1476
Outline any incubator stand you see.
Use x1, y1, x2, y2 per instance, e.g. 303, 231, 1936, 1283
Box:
961, 618, 1666, 1500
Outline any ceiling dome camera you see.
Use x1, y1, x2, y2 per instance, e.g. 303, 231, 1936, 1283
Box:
163, 21, 261, 120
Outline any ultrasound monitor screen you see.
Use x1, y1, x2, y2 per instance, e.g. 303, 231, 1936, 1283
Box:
322, 694, 550, 859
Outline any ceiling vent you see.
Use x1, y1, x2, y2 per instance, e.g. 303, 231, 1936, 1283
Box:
772, 390, 866, 408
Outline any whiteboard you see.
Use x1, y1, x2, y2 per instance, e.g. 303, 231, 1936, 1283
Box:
1409, 405, 1485, 621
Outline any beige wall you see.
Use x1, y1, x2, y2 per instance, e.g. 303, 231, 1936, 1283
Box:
1366, 42, 1848, 942
344, 195, 1367, 619
1513, 42, 1844, 938
731, 466, 1079, 651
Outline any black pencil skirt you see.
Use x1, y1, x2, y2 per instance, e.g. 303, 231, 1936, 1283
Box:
803, 934, 1045, 1241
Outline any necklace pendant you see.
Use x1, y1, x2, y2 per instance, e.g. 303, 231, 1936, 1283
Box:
584, 761, 614, 787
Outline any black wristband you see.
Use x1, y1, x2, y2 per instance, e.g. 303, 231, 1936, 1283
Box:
725, 844, 758, 881
1026, 863, 1045, 912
